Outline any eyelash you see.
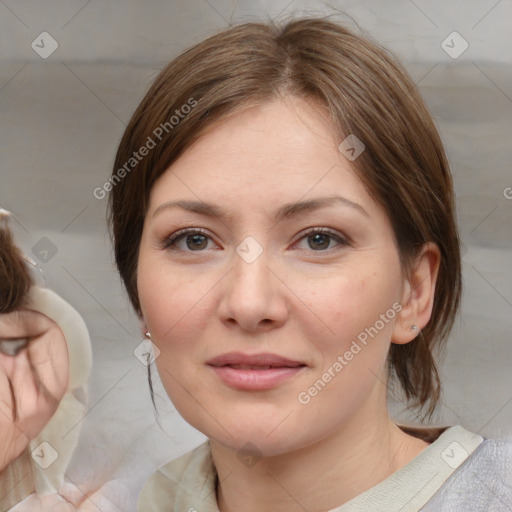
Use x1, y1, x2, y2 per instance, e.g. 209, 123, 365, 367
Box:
162, 227, 350, 252
163, 228, 211, 249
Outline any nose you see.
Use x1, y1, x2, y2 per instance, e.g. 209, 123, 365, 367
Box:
217, 247, 288, 333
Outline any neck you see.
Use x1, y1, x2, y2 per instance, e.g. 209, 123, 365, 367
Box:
211, 401, 429, 512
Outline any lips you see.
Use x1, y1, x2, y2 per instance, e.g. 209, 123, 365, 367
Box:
207, 352, 304, 368
206, 352, 306, 390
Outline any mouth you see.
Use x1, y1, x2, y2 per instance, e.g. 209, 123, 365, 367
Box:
206, 352, 307, 390
207, 352, 305, 367
222, 364, 298, 370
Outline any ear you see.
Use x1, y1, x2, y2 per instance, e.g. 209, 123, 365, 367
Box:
391, 242, 441, 345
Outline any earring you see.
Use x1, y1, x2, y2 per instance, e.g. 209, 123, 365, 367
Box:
145, 331, 151, 339
410, 325, 419, 331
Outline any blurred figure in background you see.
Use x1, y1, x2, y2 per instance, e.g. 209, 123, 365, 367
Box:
0, 209, 92, 511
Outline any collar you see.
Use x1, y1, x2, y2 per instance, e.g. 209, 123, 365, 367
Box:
137, 425, 484, 511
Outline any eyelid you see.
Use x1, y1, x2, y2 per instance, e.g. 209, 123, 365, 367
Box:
163, 227, 218, 249
162, 226, 350, 251
292, 227, 350, 247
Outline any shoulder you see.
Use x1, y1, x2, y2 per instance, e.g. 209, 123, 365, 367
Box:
137, 442, 217, 512
422, 435, 512, 511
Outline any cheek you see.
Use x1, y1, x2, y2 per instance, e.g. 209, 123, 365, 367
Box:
137, 260, 210, 410
138, 264, 212, 342
295, 266, 399, 352
136, 253, 219, 400
292, 271, 399, 426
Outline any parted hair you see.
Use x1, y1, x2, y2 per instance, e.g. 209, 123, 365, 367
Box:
108, 17, 462, 419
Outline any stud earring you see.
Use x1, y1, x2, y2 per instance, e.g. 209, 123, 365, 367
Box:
410, 325, 419, 331
145, 331, 151, 339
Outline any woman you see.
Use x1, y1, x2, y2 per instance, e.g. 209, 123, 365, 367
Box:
0, 210, 92, 510
108, 17, 512, 511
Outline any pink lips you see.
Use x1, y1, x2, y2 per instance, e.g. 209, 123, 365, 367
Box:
206, 352, 306, 391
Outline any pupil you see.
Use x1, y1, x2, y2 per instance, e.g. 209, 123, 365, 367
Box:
309, 233, 329, 250
184, 233, 331, 251
187, 234, 207, 250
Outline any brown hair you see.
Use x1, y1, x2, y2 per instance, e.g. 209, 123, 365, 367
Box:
0, 213, 33, 313
108, 17, 461, 418
0, 213, 34, 421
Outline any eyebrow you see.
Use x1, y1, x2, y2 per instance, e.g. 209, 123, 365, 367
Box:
152, 195, 370, 221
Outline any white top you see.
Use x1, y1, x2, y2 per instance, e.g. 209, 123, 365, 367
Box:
137, 425, 512, 511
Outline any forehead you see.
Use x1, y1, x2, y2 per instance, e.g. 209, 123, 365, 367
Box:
149, 97, 376, 216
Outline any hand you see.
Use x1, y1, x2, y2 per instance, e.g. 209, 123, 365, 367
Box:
9, 492, 77, 511
0, 309, 69, 472
10, 481, 126, 512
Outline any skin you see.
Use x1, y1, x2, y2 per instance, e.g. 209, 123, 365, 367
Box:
137, 95, 440, 511
0, 309, 69, 472
0, 310, 102, 510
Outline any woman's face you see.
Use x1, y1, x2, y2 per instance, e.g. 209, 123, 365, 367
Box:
137, 97, 410, 456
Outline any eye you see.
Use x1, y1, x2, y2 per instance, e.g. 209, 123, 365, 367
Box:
163, 228, 217, 252
162, 227, 349, 253
294, 228, 349, 251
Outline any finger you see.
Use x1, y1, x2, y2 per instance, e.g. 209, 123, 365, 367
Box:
1, 308, 70, 404
11, 347, 53, 407
0, 363, 15, 420
1, 349, 40, 424
27, 322, 69, 402
11, 345, 63, 409
9, 349, 60, 439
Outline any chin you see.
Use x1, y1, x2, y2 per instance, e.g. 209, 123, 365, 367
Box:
211, 429, 304, 458
194, 407, 313, 457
